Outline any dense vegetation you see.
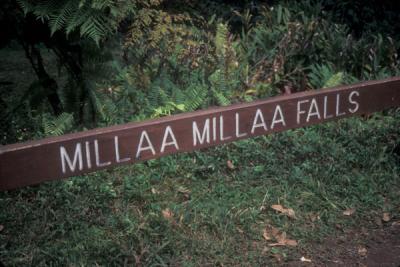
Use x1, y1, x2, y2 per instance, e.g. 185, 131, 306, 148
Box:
1, 0, 400, 142
0, 0, 399, 265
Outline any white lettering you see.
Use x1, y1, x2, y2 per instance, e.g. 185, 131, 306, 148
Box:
160, 126, 179, 153
60, 143, 83, 174
297, 99, 309, 124
306, 98, 321, 122
323, 96, 334, 119
114, 136, 131, 163
336, 93, 346, 116
94, 139, 111, 167
271, 105, 286, 129
212, 117, 217, 141
136, 131, 156, 158
348, 91, 360, 113
251, 109, 268, 133
220, 115, 232, 141
193, 119, 210, 146
235, 113, 247, 137
85, 141, 92, 169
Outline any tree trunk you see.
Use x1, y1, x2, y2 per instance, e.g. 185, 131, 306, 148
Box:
21, 42, 62, 115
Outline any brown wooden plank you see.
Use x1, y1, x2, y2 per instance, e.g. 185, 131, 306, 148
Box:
1, 77, 400, 190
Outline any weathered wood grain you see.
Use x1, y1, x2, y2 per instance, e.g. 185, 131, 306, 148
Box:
1, 77, 400, 190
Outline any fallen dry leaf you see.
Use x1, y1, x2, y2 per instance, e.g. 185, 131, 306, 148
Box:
343, 208, 356, 216
269, 231, 298, 247
269, 240, 298, 247
263, 229, 272, 240
227, 160, 235, 170
263, 225, 280, 241
151, 188, 159, 194
268, 241, 293, 247
177, 186, 191, 194
300, 256, 312, 263
271, 204, 296, 219
382, 212, 391, 222
275, 231, 287, 243
263, 225, 297, 247
309, 213, 320, 222
284, 239, 298, 246
358, 246, 368, 257
177, 187, 191, 201
162, 208, 174, 220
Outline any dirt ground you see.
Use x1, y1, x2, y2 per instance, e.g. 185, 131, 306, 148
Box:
292, 221, 400, 267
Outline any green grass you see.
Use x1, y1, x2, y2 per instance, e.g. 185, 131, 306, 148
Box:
1, 110, 400, 266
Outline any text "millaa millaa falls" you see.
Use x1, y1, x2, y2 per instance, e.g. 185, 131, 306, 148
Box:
59, 90, 360, 174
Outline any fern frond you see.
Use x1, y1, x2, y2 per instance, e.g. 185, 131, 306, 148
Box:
215, 23, 229, 58
65, 3, 91, 34
183, 84, 207, 111
151, 102, 185, 118
308, 64, 345, 89
91, 0, 114, 10
48, 0, 77, 34
212, 89, 230, 106
89, 88, 117, 123
16, 0, 34, 15
17, 0, 126, 44
147, 85, 162, 108
323, 72, 344, 88
33, 0, 66, 21
80, 15, 109, 44
43, 112, 74, 136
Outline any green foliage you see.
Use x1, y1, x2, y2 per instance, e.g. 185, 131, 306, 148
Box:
42, 112, 74, 136
89, 86, 117, 123
152, 102, 185, 118
17, 0, 135, 44
308, 64, 345, 89
183, 84, 208, 111
2, 0, 400, 265
234, 2, 399, 96
212, 88, 231, 106
5, 0, 398, 143
1, 111, 399, 265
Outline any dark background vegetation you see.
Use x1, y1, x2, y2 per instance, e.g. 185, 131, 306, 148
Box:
1, 0, 400, 143
0, 0, 399, 265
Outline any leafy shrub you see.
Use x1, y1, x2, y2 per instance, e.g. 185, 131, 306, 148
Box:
1, 0, 399, 142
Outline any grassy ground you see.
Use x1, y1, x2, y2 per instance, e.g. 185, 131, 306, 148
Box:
1, 110, 399, 266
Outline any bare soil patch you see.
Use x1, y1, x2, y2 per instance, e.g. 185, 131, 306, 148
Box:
300, 222, 400, 266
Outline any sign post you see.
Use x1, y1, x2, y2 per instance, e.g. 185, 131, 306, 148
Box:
1, 77, 400, 190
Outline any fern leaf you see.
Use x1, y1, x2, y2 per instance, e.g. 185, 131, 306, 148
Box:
183, 84, 207, 111
89, 89, 116, 123
215, 23, 229, 59
43, 112, 74, 136
49, 0, 77, 35
323, 72, 344, 88
212, 89, 231, 106
80, 15, 108, 44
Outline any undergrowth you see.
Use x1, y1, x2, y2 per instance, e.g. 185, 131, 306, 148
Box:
1, 0, 400, 265
1, 111, 399, 265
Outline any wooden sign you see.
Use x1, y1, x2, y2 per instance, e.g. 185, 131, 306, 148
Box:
1, 77, 400, 190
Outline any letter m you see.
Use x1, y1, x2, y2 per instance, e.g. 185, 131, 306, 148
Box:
60, 143, 83, 174
193, 119, 210, 146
